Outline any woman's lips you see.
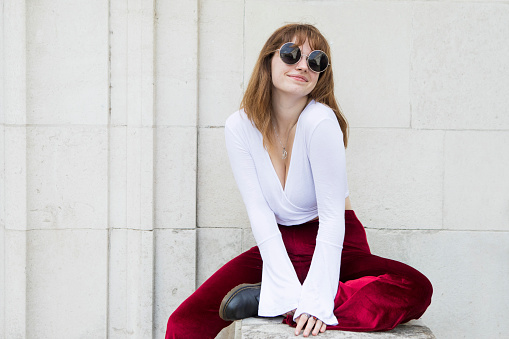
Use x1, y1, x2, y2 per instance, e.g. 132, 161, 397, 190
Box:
287, 74, 308, 82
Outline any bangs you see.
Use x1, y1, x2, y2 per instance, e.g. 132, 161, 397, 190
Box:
280, 26, 327, 52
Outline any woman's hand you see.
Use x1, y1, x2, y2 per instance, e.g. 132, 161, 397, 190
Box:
294, 313, 326, 337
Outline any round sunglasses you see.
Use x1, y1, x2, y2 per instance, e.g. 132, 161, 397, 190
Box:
277, 42, 330, 73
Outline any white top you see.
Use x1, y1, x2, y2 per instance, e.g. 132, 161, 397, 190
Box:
224, 100, 349, 325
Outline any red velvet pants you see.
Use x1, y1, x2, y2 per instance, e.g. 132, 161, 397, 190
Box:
166, 210, 432, 338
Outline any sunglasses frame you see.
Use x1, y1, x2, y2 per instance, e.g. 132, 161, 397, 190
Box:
276, 42, 330, 73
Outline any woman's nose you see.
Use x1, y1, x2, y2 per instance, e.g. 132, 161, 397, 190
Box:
295, 55, 308, 71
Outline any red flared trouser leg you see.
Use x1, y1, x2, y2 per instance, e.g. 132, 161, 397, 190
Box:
165, 246, 263, 339
329, 254, 433, 331
283, 210, 433, 331
329, 211, 433, 331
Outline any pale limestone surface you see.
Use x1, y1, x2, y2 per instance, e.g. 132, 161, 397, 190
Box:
366, 229, 509, 338
155, 0, 198, 127
26, 229, 108, 338
108, 229, 154, 338
346, 129, 444, 229
4, 126, 27, 230
197, 227, 243, 286
444, 131, 509, 231
153, 229, 196, 337
155, 126, 197, 229
411, 2, 509, 130
26, 0, 109, 125
3, 230, 27, 338
242, 228, 257, 252
236, 318, 435, 339
199, 0, 245, 127
197, 127, 249, 227
0, 127, 3, 337
26, 127, 108, 230
110, 0, 154, 127
0, 228, 3, 337
3, 0, 26, 125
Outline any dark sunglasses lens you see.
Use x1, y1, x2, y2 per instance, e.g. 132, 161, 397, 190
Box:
279, 43, 301, 65
308, 50, 329, 73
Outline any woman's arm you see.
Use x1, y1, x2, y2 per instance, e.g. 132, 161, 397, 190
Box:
293, 116, 347, 326
225, 120, 302, 316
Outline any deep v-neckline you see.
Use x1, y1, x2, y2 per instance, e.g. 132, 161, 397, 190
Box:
265, 115, 302, 193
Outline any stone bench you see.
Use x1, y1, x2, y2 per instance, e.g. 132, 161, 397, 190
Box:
233, 317, 435, 339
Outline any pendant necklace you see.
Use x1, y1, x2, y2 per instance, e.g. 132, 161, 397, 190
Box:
273, 121, 296, 160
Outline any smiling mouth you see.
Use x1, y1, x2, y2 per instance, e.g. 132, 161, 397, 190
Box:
287, 74, 308, 82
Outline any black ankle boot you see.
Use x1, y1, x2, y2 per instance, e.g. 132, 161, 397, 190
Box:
219, 283, 261, 321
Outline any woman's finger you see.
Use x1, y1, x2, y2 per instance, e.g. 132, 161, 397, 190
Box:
294, 314, 308, 336
311, 319, 322, 336
303, 316, 316, 337
320, 323, 327, 333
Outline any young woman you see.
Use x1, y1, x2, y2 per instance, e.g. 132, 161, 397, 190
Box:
166, 23, 432, 338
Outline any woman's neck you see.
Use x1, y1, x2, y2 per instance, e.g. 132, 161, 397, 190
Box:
271, 91, 309, 132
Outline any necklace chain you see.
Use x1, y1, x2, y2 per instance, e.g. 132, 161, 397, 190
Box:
273, 121, 296, 160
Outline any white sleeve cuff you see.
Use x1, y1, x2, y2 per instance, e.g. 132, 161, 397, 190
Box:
257, 234, 302, 316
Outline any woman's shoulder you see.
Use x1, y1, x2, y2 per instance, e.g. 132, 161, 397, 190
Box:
299, 100, 339, 131
225, 109, 252, 132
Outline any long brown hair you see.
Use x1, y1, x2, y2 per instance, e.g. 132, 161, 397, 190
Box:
240, 23, 349, 148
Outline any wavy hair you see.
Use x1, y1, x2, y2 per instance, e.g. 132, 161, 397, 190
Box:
240, 23, 349, 148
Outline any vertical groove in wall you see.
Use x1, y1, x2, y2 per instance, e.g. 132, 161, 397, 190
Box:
409, 1, 414, 130
106, 0, 112, 337
151, 0, 157, 336
1, 1, 5, 335
441, 131, 446, 230
194, 0, 200, 290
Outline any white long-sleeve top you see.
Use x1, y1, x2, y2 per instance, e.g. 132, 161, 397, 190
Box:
224, 100, 349, 325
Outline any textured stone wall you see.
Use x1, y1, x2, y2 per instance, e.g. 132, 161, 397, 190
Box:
1, 1, 508, 338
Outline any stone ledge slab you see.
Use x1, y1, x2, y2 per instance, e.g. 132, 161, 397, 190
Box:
235, 317, 435, 339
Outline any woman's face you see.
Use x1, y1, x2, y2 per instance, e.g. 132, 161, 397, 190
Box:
271, 39, 320, 100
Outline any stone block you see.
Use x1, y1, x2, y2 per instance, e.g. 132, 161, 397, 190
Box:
126, 127, 154, 230
4, 126, 27, 230
26, 229, 108, 338
2, 0, 26, 125
411, 2, 509, 130
242, 228, 257, 252
0, 125, 5, 227
217, 323, 237, 339
155, 126, 197, 229
153, 229, 196, 337
365, 228, 509, 339
197, 127, 249, 227
110, 0, 154, 127
26, 126, 108, 230
199, 0, 244, 127
444, 131, 509, 231
26, 0, 109, 125
244, 1, 412, 128
4, 230, 27, 338
108, 229, 154, 338
109, 126, 128, 228
236, 317, 435, 338
0, 228, 3, 337
197, 227, 242, 286
346, 129, 443, 229
110, 126, 154, 230
155, 0, 198, 126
